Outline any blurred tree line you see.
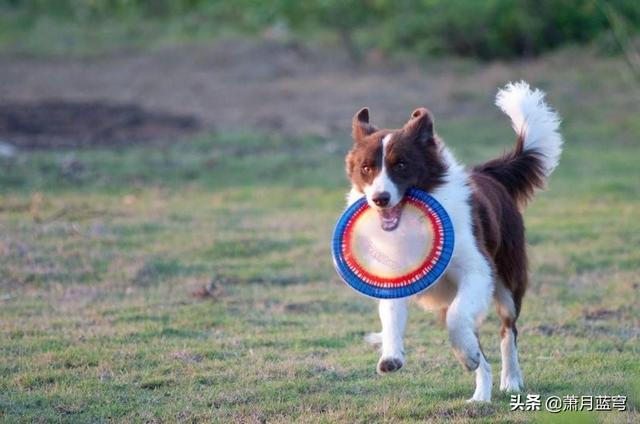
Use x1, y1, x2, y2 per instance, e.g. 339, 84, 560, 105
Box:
2, 0, 639, 59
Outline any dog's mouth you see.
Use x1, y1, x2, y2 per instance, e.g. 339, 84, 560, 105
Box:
378, 202, 404, 231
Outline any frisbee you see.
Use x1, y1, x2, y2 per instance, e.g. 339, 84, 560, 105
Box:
331, 188, 454, 299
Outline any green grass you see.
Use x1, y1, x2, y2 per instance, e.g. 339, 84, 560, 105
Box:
1, 61, 640, 422
0, 4, 236, 57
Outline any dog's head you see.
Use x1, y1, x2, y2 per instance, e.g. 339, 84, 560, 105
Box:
346, 107, 447, 231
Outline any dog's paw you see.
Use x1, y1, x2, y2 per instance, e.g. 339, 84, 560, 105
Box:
467, 380, 492, 403
376, 357, 403, 375
364, 332, 382, 348
500, 375, 524, 392
466, 395, 491, 403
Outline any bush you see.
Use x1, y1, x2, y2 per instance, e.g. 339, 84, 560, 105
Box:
277, 0, 640, 59
2, 0, 639, 59
370, 0, 640, 59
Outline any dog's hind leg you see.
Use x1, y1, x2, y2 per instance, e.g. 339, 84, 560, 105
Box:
446, 266, 493, 402
495, 280, 524, 392
373, 298, 408, 375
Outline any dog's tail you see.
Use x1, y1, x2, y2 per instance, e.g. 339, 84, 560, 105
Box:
473, 81, 563, 206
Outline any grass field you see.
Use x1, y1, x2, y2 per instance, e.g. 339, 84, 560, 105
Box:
1, 54, 639, 422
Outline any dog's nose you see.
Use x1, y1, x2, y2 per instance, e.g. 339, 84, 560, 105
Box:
372, 191, 391, 207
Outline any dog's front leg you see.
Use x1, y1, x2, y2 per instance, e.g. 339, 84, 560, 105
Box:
373, 298, 408, 375
446, 272, 493, 402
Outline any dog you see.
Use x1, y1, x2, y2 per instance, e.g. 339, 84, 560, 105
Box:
345, 82, 563, 402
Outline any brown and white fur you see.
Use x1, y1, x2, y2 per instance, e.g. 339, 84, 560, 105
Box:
345, 82, 563, 402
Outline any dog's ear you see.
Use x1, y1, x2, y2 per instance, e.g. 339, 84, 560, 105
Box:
403, 107, 435, 145
352, 107, 377, 142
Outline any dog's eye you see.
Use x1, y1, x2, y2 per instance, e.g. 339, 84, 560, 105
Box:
361, 165, 372, 174
394, 162, 406, 171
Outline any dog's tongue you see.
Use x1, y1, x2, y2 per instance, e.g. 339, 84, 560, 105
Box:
379, 203, 403, 231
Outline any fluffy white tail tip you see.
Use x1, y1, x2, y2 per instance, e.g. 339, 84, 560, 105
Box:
496, 81, 563, 177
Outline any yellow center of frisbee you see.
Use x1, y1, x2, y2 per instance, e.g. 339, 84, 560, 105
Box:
349, 203, 434, 279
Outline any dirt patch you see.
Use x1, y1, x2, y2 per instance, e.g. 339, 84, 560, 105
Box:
433, 404, 497, 420
191, 278, 225, 301
583, 307, 624, 321
0, 40, 615, 144
0, 39, 579, 141
0, 100, 200, 149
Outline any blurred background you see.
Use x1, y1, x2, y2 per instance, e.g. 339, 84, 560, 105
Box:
1, 1, 639, 422
1, 0, 639, 143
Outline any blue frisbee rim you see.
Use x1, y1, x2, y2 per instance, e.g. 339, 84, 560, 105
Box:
331, 188, 454, 299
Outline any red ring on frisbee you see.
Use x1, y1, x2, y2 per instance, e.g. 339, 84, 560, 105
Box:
342, 197, 443, 287
331, 188, 454, 299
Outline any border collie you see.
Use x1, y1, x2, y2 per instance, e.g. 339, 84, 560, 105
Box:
345, 82, 562, 402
